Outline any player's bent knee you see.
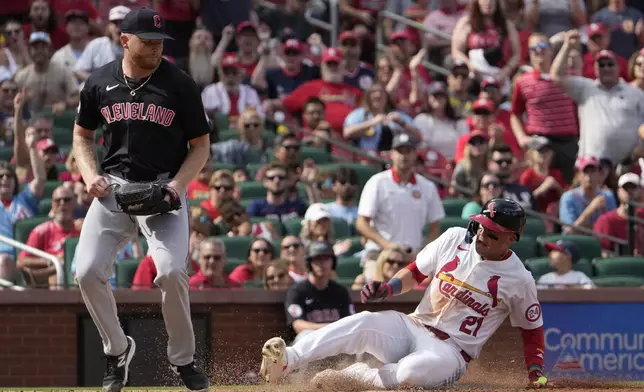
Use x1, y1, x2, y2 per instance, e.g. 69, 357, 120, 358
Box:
153, 265, 188, 288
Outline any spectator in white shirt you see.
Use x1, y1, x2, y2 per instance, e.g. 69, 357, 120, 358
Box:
536, 240, 595, 289
74, 6, 130, 83
51, 10, 90, 72
356, 133, 445, 257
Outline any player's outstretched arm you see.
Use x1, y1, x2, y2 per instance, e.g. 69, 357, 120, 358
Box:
360, 267, 418, 303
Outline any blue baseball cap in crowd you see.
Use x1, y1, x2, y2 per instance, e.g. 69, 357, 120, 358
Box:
119, 8, 174, 40
545, 240, 581, 264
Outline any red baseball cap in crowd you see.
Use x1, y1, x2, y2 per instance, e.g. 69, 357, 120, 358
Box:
594, 49, 616, 62
283, 39, 304, 53
37, 138, 59, 153
480, 77, 500, 90
587, 23, 608, 37
472, 97, 496, 113
575, 155, 600, 170
322, 47, 343, 63
338, 30, 358, 43
545, 240, 581, 263
236, 21, 257, 35
389, 30, 412, 42
221, 53, 242, 69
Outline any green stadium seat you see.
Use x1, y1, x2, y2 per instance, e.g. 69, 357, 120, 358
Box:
247, 163, 263, 180
43, 180, 63, 198
213, 112, 230, 131
237, 181, 266, 199
335, 257, 362, 278
224, 258, 246, 275
139, 236, 149, 255
54, 162, 67, 173
115, 258, 142, 288
188, 198, 206, 209
219, 236, 255, 260
50, 109, 77, 129
442, 198, 468, 217
591, 276, 644, 287
438, 217, 469, 234
342, 236, 364, 256
63, 236, 80, 287
38, 198, 52, 216
536, 234, 602, 260
271, 236, 283, 250
218, 129, 239, 142
300, 147, 331, 163
510, 236, 538, 260
14, 216, 49, 244
213, 163, 238, 172
523, 219, 547, 237
282, 219, 303, 236
240, 198, 254, 210
53, 127, 73, 146
593, 257, 644, 278
335, 277, 356, 287
524, 257, 594, 281
0, 146, 13, 161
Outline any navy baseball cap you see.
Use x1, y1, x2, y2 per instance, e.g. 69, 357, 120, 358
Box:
120, 8, 174, 40
545, 240, 581, 264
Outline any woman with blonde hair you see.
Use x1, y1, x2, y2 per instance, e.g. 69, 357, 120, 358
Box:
628, 49, 644, 91
450, 132, 489, 196
352, 245, 408, 290
212, 106, 270, 165
263, 260, 293, 291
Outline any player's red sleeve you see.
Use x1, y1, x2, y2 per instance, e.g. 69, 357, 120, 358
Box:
405, 261, 428, 284
520, 326, 545, 370
510, 78, 526, 117
282, 81, 315, 113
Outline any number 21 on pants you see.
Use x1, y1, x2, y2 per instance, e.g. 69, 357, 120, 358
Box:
459, 316, 483, 336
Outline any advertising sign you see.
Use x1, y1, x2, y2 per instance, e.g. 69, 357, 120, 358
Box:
543, 303, 644, 381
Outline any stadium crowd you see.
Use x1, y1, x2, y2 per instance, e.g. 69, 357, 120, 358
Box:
1, 0, 644, 330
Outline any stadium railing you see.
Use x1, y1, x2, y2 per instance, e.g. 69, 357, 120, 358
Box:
0, 233, 64, 289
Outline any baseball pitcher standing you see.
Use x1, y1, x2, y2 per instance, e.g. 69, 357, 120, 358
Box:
72, 8, 211, 392
261, 198, 549, 390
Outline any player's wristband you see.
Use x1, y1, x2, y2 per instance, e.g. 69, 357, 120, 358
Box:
388, 278, 403, 296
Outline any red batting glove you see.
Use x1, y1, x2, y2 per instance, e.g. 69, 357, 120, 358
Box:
360, 281, 393, 303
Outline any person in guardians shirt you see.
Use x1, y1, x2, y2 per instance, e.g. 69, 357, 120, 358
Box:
284, 241, 354, 344
211, 22, 261, 81
582, 23, 629, 81
189, 237, 241, 289
536, 240, 595, 289
280, 235, 308, 283
593, 172, 644, 257
201, 53, 263, 127
253, 38, 320, 115
282, 47, 363, 134
247, 162, 308, 221
338, 30, 375, 90
487, 144, 536, 211
17, 186, 80, 289
559, 155, 617, 233
510, 33, 579, 184
132, 214, 211, 289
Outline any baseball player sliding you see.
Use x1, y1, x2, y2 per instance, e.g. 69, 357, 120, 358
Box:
72, 8, 210, 392
261, 198, 548, 390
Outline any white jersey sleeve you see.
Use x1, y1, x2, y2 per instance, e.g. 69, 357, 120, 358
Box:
509, 276, 543, 329
415, 227, 466, 278
357, 174, 380, 219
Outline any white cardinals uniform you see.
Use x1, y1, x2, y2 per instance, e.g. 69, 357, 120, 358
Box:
280, 227, 543, 389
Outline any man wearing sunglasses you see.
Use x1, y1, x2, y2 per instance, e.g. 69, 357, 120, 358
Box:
188, 237, 240, 289
551, 29, 644, 167
582, 23, 629, 81
511, 33, 579, 184
17, 186, 80, 288
487, 144, 535, 211
248, 161, 307, 221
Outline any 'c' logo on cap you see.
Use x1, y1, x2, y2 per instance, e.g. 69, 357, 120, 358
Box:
487, 201, 496, 217
153, 15, 162, 28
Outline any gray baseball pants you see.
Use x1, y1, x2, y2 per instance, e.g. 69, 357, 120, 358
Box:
75, 174, 194, 366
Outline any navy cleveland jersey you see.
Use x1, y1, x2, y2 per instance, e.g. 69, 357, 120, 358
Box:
344, 63, 375, 90
76, 59, 210, 182
285, 279, 354, 327
266, 64, 320, 99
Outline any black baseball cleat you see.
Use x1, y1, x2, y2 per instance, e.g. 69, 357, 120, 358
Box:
171, 362, 210, 391
103, 336, 136, 392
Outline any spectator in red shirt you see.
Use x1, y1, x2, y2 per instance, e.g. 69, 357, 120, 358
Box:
519, 137, 567, 212
511, 32, 580, 183
282, 47, 362, 134
17, 185, 80, 288
583, 23, 629, 81
154, 0, 198, 60
189, 237, 241, 289
23, 0, 68, 50
187, 159, 214, 200
388, 30, 432, 115
211, 22, 261, 81
229, 238, 276, 284
593, 172, 644, 257
200, 169, 236, 222
478, 76, 521, 156
132, 214, 211, 289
